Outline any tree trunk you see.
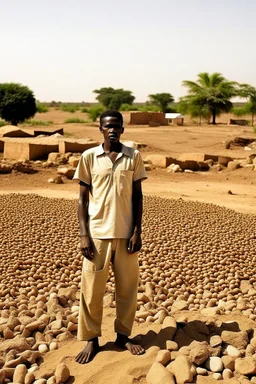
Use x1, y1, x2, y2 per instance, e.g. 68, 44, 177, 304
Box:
11, 120, 18, 126
212, 110, 216, 125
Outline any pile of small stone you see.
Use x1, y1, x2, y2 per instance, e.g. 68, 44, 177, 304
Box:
146, 315, 256, 384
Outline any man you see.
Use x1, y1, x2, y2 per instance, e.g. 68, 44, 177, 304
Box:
73, 110, 147, 364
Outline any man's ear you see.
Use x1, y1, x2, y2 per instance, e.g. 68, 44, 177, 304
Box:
99, 126, 103, 133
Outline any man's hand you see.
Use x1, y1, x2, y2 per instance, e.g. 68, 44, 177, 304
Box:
80, 235, 94, 260
128, 232, 142, 253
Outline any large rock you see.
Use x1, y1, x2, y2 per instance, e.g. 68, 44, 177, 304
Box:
189, 341, 210, 365
227, 161, 240, 171
47, 152, 60, 162
235, 357, 256, 375
146, 362, 175, 384
221, 330, 248, 349
171, 300, 188, 314
55, 363, 70, 384
179, 153, 218, 162
0, 336, 31, 354
155, 350, 171, 366
167, 355, 196, 384
13, 364, 27, 384
145, 155, 175, 168
57, 166, 76, 179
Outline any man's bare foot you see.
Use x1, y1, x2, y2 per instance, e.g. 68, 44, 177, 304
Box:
75, 338, 100, 364
115, 333, 145, 355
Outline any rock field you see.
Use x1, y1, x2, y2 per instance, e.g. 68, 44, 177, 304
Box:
1, 193, 256, 383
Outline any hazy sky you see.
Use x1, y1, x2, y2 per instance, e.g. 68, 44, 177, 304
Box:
1, 0, 255, 102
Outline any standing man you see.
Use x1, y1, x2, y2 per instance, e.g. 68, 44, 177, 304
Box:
73, 110, 147, 364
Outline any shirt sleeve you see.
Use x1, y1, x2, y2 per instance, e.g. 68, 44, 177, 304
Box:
73, 153, 91, 186
133, 150, 147, 182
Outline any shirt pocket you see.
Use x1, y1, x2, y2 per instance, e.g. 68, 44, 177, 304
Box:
118, 170, 134, 196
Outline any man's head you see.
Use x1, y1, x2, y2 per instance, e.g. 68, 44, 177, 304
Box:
99, 110, 124, 143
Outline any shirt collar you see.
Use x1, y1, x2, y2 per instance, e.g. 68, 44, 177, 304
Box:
95, 143, 132, 158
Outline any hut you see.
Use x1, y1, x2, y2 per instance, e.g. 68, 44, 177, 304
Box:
165, 113, 184, 126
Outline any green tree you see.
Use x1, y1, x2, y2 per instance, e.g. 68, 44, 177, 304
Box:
233, 84, 256, 126
182, 73, 238, 124
148, 93, 174, 112
0, 83, 36, 125
178, 95, 211, 124
93, 87, 135, 110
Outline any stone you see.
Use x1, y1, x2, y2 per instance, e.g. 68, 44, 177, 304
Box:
57, 166, 75, 179
250, 337, 256, 348
235, 357, 256, 375
25, 320, 46, 332
205, 356, 223, 372
201, 307, 219, 316
0, 336, 31, 354
196, 367, 208, 375
210, 335, 222, 347
49, 342, 58, 351
53, 176, 63, 184
227, 161, 240, 171
47, 178, 55, 183
146, 362, 175, 384
68, 156, 80, 167
155, 350, 171, 366
46, 377, 56, 384
13, 364, 27, 384
222, 368, 233, 380
38, 344, 48, 354
17, 351, 41, 364
189, 341, 210, 365
25, 372, 36, 384
167, 355, 196, 384
171, 300, 188, 314
225, 345, 241, 358
145, 155, 175, 169
166, 340, 178, 351
221, 330, 248, 349
212, 373, 222, 380
34, 380, 47, 384
55, 363, 70, 384
161, 316, 177, 341
4, 356, 25, 368
48, 153, 60, 162
222, 356, 235, 371
3, 327, 14, 339
58, 287, 77, 301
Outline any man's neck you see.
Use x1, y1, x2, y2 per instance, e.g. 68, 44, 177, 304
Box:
103, 141, 122, 154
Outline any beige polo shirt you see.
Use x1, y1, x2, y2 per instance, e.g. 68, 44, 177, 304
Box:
73, 143, 147, 239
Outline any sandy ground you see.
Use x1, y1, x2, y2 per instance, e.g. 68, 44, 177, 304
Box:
1, 110, 256, 383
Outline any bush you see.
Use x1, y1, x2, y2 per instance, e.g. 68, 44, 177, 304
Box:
0, 120, 7, 127
81, 107, 88, 113
60, 104, 79, 113
64, 118, 88, 124
0, 83, 37, 125
23, 120, 53, 126
36, 103, 49, 113
87, 106, 104, 122
120, 103, 138, 111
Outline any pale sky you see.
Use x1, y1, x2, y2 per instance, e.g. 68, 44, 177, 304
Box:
1, 0, 255, 102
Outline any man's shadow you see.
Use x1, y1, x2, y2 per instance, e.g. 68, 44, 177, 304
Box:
100, 320, 245, 353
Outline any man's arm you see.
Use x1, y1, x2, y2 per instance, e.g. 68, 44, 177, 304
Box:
78, 184, 94, 260
128, 179, 143, 253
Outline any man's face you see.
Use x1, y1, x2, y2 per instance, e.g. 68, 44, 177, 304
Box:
100, 116, 124, 143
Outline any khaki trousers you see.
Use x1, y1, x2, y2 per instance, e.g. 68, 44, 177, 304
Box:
77, 238, 139, 341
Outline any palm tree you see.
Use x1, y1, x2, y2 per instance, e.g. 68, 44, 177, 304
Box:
182, 73, 238, 124
233, 84, 256, 126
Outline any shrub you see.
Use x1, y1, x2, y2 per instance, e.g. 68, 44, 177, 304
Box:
23, 120, 53, 126
60, 104, 79, 113
0, 120, 7, 127
81, 107, 88, 113
36, 103, 49, 113
64, 118, 88, 124
87, 106, 104, 122
120, 103, 138, 111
